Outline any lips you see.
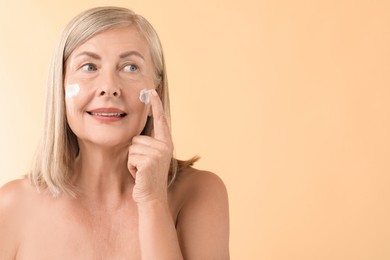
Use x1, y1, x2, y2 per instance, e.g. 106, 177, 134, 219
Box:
87, 108, 127, 118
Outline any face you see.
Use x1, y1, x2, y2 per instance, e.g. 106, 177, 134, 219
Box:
64, 26, 156, 148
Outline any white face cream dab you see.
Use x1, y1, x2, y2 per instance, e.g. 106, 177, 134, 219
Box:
65, 83, 80, 116
65, 83, 80, 99
139, 88, 151, 104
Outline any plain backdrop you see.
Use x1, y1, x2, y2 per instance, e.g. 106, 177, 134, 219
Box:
1, 0, 390, 259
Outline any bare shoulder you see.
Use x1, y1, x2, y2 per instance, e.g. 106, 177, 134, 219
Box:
172, 168, 230, 259
0, 178, 39, 221
174, 167, 228, 198
173, 167, 229, 216
0, 178, 36, 259
0, 178, 36, 208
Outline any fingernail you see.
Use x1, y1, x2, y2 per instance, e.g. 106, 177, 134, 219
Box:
151, 89, 158, 96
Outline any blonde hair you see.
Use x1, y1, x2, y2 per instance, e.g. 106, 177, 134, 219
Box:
29, 6, 198, 196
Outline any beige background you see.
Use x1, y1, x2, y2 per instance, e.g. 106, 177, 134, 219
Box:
1, 0, 390, 259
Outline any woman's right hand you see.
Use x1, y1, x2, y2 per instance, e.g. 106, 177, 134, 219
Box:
127, 89, 174, 204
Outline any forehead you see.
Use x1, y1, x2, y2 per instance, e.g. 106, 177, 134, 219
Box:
69, 26, 151, 60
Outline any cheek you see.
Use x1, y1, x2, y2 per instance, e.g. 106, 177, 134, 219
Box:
126, 91, 150, 117
64, 83, 92, 117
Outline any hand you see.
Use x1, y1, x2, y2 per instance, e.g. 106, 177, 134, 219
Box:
127, 89, 174, 204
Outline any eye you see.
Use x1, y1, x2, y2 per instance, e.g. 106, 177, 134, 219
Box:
81, 64, 97, 71
123, 64, 138, 72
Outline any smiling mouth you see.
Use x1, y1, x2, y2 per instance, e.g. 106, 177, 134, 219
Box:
87, 112, 127, 117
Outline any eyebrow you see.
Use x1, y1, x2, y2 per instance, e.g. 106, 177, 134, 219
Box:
74, 50, 145, 61
75, 51, 101, 60
119, 51, 145, 61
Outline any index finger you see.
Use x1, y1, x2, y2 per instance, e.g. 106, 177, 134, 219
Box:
149, 89, 172, 142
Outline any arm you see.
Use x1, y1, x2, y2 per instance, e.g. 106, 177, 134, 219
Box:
128, 89, 183, 259
137, 199, 183, 260
176, 171, 230, 259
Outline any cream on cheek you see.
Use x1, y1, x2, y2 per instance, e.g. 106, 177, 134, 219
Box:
65, 83, 80, 116
139, 88, 152, 104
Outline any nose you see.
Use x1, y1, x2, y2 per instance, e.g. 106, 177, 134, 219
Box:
98, 71, 121, 97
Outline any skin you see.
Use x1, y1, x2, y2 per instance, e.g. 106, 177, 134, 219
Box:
0, 26, 229, 259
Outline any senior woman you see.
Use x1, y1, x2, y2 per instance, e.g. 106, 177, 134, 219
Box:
0, 6, 229, 259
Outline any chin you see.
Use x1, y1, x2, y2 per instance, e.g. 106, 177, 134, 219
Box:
78, 134, 134, 149
95, 139, 130, 149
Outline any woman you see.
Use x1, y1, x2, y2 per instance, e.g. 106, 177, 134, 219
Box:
0, 6, 229, 259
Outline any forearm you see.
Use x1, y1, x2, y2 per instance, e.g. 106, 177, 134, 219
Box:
137, 200, 183, 260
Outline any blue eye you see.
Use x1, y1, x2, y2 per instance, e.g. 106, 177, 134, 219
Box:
124, 64, 138, 72
81, 64, 97, 71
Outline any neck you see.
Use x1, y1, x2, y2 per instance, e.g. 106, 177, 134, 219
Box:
71, 141, 133, 207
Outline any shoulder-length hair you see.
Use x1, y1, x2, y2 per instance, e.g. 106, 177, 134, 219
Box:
29, 6, 198, 197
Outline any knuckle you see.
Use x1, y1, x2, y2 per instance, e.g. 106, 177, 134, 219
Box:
159, 143, 170, 154
153, 150, 163, 160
